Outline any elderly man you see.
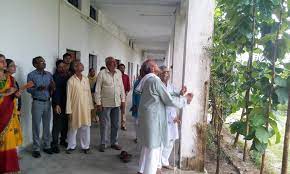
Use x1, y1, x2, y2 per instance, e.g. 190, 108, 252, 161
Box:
66, 62, 94, 154
136, 60, 193, 174
157, 65, 187, 171
95, 57, 125, 152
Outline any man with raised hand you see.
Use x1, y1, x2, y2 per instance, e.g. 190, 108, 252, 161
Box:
136, 60, 193, 174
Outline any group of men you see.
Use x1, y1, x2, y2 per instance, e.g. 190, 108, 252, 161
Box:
27, 54, 130, 158
1, 52, 193, 174
26, 55, 193, 174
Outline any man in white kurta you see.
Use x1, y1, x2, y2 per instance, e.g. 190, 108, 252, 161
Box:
95, 57, 125, 152
158, 66, 185, 170
136, 60, 193, 174
66, 62, 94, 153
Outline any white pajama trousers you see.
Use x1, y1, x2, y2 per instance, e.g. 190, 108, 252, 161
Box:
138, 146, 161, 174
158, 140, 175, 168
67, 125, 90, 150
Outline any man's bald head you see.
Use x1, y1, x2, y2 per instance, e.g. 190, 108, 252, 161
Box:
140, 59, 160, 77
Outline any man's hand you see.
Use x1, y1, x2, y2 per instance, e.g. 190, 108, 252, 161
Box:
130, 105, 137, 113
26, 81, 35, 89
96, 105, 103, 112
37, 85, 46, 91
121, 102, 125, 115
5, 87, 17, 96
54, 105, 61, 115
49, 81, 56, 96
185, 93, 193, 104
173, 116, 181, 124
14, 90, 22, 98
49, 80, 56, 90
67, 114, 72, 121
180, 86, 187, 96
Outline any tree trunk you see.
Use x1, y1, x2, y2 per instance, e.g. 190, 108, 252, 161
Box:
281, 90, 290, 174
215, 107, 223, 174
243, 0, 256, 161
216, 122, 221, 174
233, 108, 245, 147
243, 90, 251, 161
260, 1, 284, 173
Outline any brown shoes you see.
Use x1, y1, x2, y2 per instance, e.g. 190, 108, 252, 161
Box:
111, 144, 122, 150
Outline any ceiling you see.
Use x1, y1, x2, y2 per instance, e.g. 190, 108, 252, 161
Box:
92, 0, 180, 52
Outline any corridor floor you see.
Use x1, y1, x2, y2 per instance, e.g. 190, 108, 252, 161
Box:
20, 116, 201, 174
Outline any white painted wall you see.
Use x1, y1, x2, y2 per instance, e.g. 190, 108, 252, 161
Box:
0, 0, 142, 147
179, 0, 214, 170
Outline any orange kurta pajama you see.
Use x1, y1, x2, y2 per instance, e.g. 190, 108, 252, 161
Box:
0, 75, 22, 174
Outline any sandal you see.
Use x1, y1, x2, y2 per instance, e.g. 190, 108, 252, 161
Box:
119, 151, 132, 163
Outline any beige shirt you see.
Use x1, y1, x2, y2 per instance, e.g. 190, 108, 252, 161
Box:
95, 68, 125, 107
66, 75, 94, 130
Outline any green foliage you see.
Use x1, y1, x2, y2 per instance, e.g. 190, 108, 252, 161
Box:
210, 0, 290, 155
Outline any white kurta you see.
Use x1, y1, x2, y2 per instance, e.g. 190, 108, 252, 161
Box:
66, 75, 94, 130
166, 84, 179, 141
137, 76, 186, 174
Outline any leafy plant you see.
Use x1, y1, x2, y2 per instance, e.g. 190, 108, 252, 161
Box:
210, 0, 290, 173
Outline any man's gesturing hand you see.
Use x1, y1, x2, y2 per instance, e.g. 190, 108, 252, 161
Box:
185, 93, 193, 104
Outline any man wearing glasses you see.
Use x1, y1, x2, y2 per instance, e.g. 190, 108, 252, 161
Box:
27, 56, 55, 158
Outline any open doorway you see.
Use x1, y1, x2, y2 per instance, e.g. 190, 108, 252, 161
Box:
136, 64, 140, 77
66, 49, 81, 61
89, 54, 98, 71
130, 62, 134, 83
127, 62, 131, 76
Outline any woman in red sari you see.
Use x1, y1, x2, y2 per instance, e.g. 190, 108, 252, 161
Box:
0, 54, 21, 174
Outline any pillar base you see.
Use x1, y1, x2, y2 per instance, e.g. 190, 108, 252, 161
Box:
163, 168, 208, 174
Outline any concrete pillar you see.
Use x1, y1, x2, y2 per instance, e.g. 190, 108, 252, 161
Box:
171, 2, 187, 89
165, 38, 173, 68
178, 0, 214, 171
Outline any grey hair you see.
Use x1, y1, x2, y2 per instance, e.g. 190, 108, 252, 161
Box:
105, 56, 115, 65
159, 65, 168, 71
141, 59, 154, 76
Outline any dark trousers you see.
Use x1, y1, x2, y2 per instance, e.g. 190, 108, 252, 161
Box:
51, 109, 68, 147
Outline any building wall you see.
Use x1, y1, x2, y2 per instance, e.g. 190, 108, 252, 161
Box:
178, 0, 214, 171
0, 0, 142, 147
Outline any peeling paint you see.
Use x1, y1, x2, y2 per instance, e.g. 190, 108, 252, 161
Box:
181, 123, 207, 172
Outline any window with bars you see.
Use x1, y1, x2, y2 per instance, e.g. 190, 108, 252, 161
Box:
90, 6, 98, 21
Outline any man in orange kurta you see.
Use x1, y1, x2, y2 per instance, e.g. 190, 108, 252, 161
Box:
66, 62, 94, 154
